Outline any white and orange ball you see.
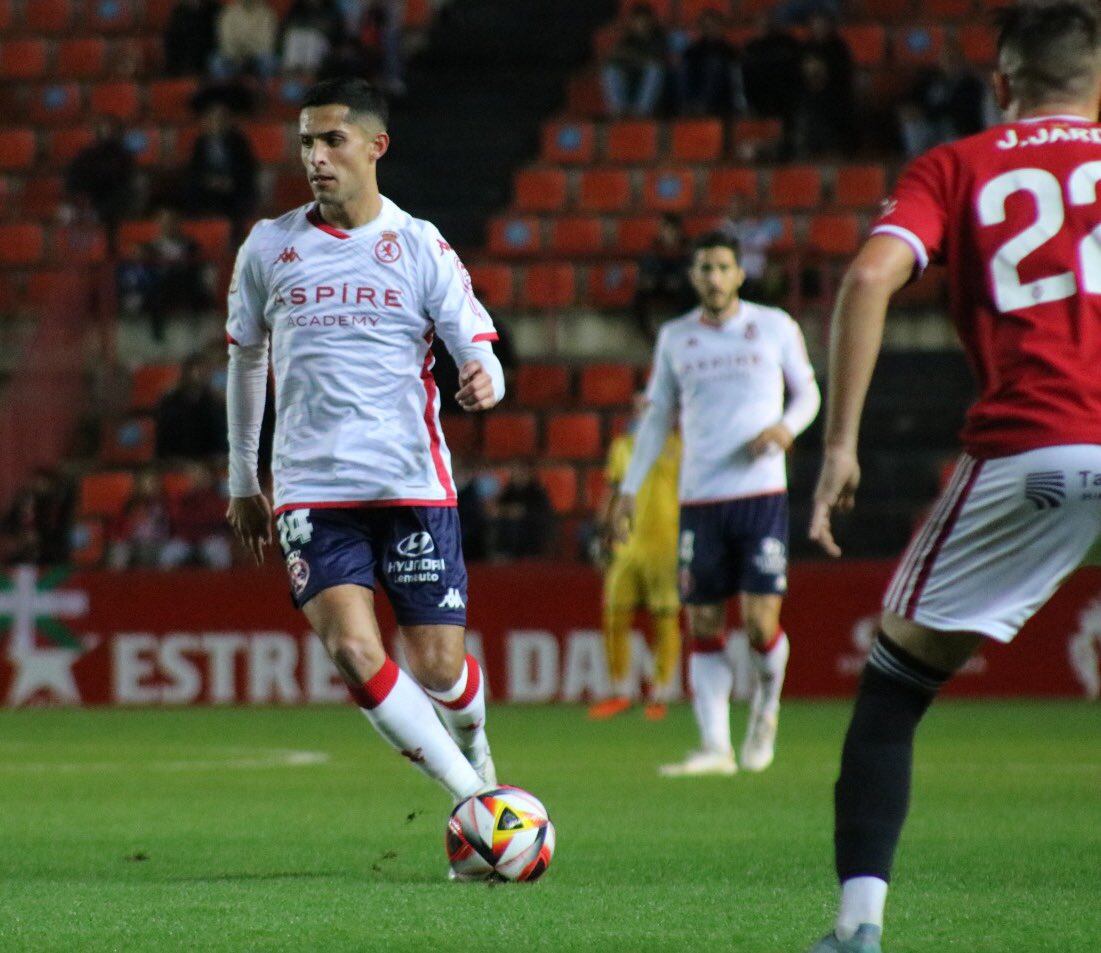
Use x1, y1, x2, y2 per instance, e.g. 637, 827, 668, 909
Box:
446, 785, 556, 882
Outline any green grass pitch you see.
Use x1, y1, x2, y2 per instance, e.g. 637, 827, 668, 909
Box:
1, 702, 1098, 952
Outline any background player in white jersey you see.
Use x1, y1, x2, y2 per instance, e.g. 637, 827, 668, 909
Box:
613, 233, 820, 776
807, 5, 1101, 950
224, 79, 505, 822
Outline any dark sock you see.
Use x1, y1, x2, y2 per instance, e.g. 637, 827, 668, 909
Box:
834, 634, 950, 883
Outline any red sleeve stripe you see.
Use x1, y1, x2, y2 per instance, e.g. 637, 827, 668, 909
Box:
226, 333, 239, 345
472, 332, 499, 343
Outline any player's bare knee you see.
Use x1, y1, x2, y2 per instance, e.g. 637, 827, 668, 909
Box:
324, 630, 386, 682
402, 626, 466, 691
880, 612, 982, 676
688, 604, 724, 640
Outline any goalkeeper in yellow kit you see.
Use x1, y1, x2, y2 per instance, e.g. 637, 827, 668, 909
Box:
589, 396, 682, 721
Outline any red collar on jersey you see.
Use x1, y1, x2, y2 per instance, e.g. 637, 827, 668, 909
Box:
306, 206, 350, 240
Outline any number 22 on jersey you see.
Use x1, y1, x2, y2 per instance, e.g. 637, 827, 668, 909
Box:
978, 161, 1101, 313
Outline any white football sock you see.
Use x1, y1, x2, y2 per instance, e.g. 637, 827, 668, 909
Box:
750, 630, 790, 717
423, 654, 488, 758
836, 876, 888, 940
354, 657, 482, 800
688, 647, 734, 754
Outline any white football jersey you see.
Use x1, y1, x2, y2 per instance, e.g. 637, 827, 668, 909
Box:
622, 301, 820, 503
226, 197, 498, 513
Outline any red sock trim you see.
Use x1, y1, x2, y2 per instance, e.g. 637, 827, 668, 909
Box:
351, 657, 400, 710
754, 627, 785, 656
441, 655, 481, 711
690, 636, 727, 654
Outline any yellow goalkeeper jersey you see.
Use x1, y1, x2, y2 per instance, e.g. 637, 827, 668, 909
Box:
606, 431, 681, 556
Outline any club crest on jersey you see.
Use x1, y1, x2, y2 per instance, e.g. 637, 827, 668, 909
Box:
374, 230, 402, 264
285, 549, 311, 596
274, 247, 303, 265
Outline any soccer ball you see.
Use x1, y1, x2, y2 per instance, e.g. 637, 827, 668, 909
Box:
446, 785, 556, 882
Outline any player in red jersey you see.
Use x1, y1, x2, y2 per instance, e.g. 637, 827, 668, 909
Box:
806, 4, 1101, 951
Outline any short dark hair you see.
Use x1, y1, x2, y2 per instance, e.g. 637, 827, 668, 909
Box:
301, 78, 389, 129
691, 231, 741, 260
995, 1, 1101, 106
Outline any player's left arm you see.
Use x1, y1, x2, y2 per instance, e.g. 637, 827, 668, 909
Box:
420, 225, 505, 412
748, 318, 821, 456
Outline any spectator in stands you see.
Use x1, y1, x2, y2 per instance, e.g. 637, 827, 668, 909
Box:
280, 0, 346, 74
212, 0, 279, 79
107, 470, 171, 570
677, 10, 746, 118
601, 3, 669, 119
64, 120, 136, 253
162, 463, 233, 569
741, 14, 803, 154
365, 0, 409, 97
118, 208, 210, 341
183, 101, 258, 240
491, 462, 554, 560
633, 213, 694, 341
897, 39, 987, 159
164, 0, 219, 76
794, 12, 856, 156
155, 354, 228, 462
318, 34, 378, 82
719, 195, 787, 304
0, 469, 73, 566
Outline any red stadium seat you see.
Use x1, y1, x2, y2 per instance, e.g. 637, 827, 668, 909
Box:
26, 0, 73, 31
671, 119, 724, 162
483, 412, 538, 460
834, 165, 887, 209
894, 25, 945, 66
514, 168, 569, 213
769, 166, 822, 210
56, 39, 108, 80
643, 168, 696, 212
839, 25, 887, 67
273, 171, 311, 210
578, 169, 633, 212
79, 471, 135, 519
21, 177, 63, 217
90, 82, 141, 121
88, 0, 134, 32
515, 363, 571, 408
183, 219, 231, 260
488, 216, 541, 257
0, 40, 48, 80
545, 412, 602, 460
48, 128, 95, 165
731, 118, 783, 156
682, 213, 723, 237
161, 469, 195, 501
242, 123, 288, 163
144, 0, 176, 29
70, 518, 105, 568
26, 269, 67, 307
605, 120, 659, 164
541, 121, 595, 165
678, 0, 727, 24
583, 466, 607, 509
579, 363, 636, 407
130, 364, 180, 411
0, 0, 10, 30
550, 216, 605, 256
926, 0, 971, 17
466, 263, 514, 310
52, 227, 107, 265
28, 84, 83, 125
0, 225, 45, 265
537, 464, 579, 514
404, 0, 432, 27
960, 26, 997, 66
100, 416, 155, 465
588, 262, 639, 309
117, 219, 159, 258
148, 78, 198, 122
704, 167, 758, 209
521, 263, 577, 309
615, 215, 661, 255
442, 414, 479, 457
0, 130, 36, 170
807, 213, 862, 256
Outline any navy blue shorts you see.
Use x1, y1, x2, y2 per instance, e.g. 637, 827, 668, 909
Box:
275, 506, 468, 626
678, 493, 789, 604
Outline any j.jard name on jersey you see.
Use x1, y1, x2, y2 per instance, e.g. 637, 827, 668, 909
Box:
996, 125, 1101, 150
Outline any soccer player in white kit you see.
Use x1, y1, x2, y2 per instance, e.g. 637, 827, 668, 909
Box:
807, 5, 1101, 950
225, 79, 504, 817
614, 233, 820, 776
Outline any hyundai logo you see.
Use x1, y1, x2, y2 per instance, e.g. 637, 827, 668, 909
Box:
395, 532, 435, 557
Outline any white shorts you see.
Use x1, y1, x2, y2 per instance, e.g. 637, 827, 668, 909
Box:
883, 444, 1101, 643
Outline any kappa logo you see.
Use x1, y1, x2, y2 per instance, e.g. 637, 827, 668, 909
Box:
438, 588, 466, 610
374, 230, 402, 264
395, 531, 435, 558
1025, 470, 1066, 510
274, 246, 303, 265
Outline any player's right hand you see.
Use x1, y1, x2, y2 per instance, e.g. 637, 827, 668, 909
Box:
809, 447, 860, 558
609, 494, 635, 545
226, 494, 273, 566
